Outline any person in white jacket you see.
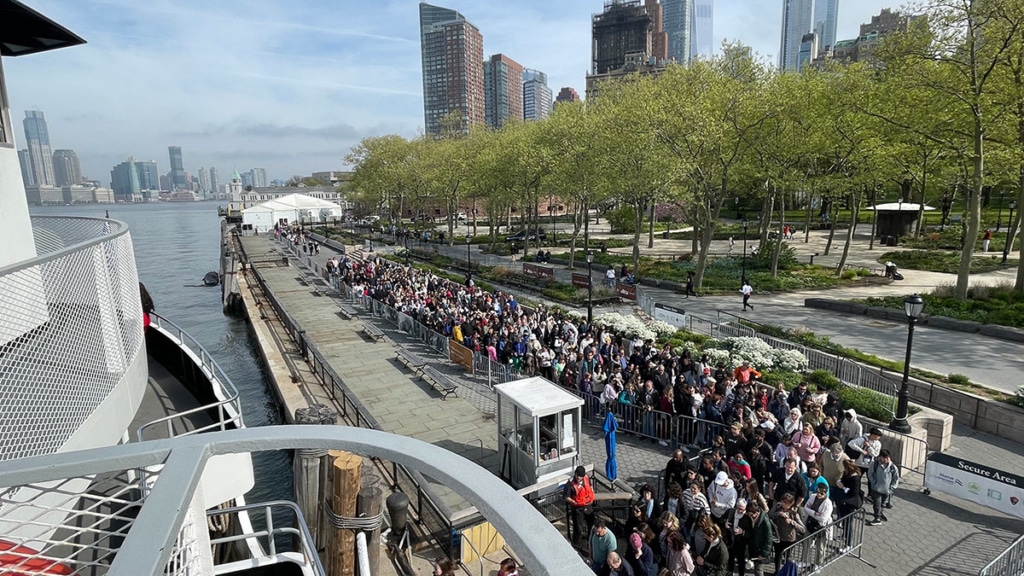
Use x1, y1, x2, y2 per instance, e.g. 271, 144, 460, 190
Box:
802, 483, 834, 567
847, 427, 883, 470
839, 409, 863, 450
708, 471, 737, 527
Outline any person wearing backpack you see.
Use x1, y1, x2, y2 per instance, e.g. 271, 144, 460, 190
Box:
742, 504, 775, 576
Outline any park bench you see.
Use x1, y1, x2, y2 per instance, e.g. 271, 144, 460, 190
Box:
395, 349, 426, 373
362, 323, 385, 341
421, 366, 459, 400
337, 302, 359, 319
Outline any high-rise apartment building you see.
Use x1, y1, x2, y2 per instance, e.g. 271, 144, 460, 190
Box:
210, 167, 220, 194
645, 0, 668, 61
251, 168, 268, 188
780, 0, 813, 70
18, 149, 34, 187
23, 110, 55, 186
662, 0, 691, 63
241, 171, 254, 189
522, 69, 553, 121
555, 87, 581, 105
168, 146, 187, 189
52, 149, 82, 186
690, 0, 714, 59
419, 3, 485, 135
813, 0, 839, 51
483, 54, 523, 128
592, 0, 656, 74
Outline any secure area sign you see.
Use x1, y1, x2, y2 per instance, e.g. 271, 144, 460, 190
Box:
924, 452, 1024, 519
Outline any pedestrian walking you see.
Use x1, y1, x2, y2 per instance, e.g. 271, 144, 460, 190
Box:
685, 272, 699, 299
983, 228, 992, 252
741, 280, 754, 312
729, 236, 735, 254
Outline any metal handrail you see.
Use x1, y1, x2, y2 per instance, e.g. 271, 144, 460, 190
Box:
208, 500, 325, 576
137, 313, 244, 441
979, 534, 1024, 576
1, 216, 128, 277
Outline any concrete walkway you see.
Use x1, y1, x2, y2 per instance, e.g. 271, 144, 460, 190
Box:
417, 224, 1023, 395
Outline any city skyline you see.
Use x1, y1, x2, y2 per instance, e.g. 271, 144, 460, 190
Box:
6, 0, 896, 180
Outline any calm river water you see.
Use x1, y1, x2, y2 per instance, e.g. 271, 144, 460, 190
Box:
30, 202, 293, 507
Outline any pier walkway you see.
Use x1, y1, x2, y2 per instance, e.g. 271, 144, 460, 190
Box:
239, 234, 1024, 576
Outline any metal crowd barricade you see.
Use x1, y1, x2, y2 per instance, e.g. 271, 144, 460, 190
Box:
980, 534, 1024, 576
780, 510, 873, 575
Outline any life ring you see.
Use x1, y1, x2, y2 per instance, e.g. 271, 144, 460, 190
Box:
0, 540, 73, 575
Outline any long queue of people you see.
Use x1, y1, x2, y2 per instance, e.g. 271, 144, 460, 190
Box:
328, 252, 899, 576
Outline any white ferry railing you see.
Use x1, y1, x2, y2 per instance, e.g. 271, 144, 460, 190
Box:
0, 427, 588, 576
1, 216, 145, 462
136, 313, 244, 441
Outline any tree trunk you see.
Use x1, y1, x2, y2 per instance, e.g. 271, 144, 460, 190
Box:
770, 192, 784, 278
760, 194, 774, 245
1014, 167, 1023, 292
804, 194, 813, 243
632, 201, 644, 275
915, 152, 928, 238
824, 202, 839, 256
836, 191, 861, 274
956, 118, 984, 301
869, 188, 877, 250
694, 193, 726, 290
648, 202, 656, 249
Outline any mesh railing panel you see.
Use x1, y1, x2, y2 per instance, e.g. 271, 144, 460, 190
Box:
165, 505, 203, 576
0, 467, 154, 574
0, 217, 143, 461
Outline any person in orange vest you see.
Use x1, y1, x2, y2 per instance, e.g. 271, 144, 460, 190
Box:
565, 465, 596, 550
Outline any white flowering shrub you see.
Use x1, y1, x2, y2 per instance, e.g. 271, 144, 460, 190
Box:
772, 348, 809, 372
700, 336, 807, 372
649, 320, 677, 340
594, 312, 657, 341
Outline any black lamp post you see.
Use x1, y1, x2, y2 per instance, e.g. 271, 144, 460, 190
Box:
940, 191, 952, 231
586, 250, 594, 325
735, 196, 740, 219
466, 234, 473, 280
1003, 201, 1017, 265
404, 233, 410, 266
549, 204, 556, 243
741, 219, 749, 283
890, 294, 925, 433
997, 191, 1005, 231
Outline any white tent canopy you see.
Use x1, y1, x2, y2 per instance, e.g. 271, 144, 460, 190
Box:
865, 203, 936, 211
241, 193, 342, 232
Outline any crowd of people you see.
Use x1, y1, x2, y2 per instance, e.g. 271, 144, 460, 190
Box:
569, 401, 899, 576
327, 248, 899, 576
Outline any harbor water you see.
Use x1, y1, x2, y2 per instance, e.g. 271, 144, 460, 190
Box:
29, 202, 293, 509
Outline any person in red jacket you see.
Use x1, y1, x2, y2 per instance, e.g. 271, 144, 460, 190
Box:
733, 361, 762, 385
728, 451, 753, 481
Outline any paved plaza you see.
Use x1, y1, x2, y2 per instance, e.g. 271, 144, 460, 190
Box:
244, 233, 1024, 576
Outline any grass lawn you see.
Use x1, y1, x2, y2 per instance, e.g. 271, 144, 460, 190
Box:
858, 284, 1024, 329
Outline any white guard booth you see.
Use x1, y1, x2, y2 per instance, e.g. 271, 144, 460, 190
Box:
495, 377, 583, 490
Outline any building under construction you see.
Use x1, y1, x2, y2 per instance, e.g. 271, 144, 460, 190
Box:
592, 0, 658, 75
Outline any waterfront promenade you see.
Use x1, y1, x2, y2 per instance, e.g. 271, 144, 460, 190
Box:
240, 233, 1023, 576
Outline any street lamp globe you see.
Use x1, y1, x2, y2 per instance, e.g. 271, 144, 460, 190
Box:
904, 294, 925, 320
586, 251, 594, 264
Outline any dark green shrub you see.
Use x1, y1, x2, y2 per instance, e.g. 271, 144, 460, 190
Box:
947, 373, 971, 385
761, 371, 803, 389
836, 386, 896, 421
806, 369, 841, 390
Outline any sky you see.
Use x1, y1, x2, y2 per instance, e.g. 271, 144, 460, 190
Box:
6, 0, 900, 185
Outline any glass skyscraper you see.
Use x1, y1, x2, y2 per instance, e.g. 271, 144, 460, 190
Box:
813, 0, 839, 51
662, 0, 691, 63
780, 0, 813, 70
23, 110, 55, 186
52, 149, 82, 186
690, 0, 714, 60
168, 145, 187, 189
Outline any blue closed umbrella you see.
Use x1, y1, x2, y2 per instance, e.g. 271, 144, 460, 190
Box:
603, 410, 619, 480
